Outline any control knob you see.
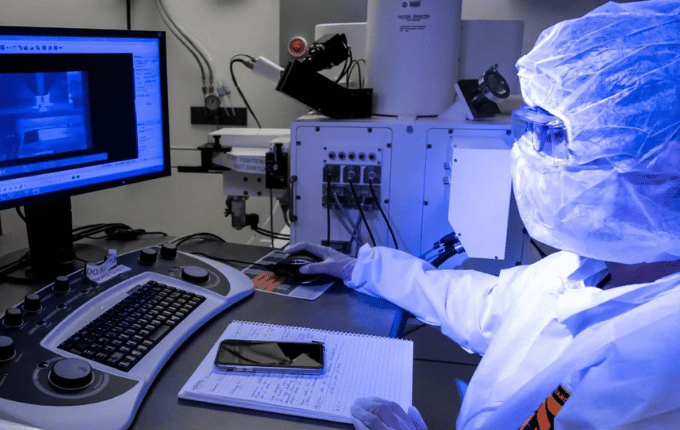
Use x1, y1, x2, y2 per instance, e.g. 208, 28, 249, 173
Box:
49, 358, 93, 390
3, 308, 22, 327
23, 293, 41, 312
0, 336, 15, 361
54, 276, 70, 293
160, 243, 178, 259
181, 266, 210, 284
139, 248, 158, 265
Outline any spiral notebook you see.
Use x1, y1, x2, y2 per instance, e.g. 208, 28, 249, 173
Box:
178, 320, 413, 424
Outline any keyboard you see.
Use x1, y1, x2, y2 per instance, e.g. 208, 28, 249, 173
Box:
57, 280, 207, 372
0, 245, 254, 430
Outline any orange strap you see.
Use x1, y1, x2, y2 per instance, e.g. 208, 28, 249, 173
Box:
518, 385, 570, 430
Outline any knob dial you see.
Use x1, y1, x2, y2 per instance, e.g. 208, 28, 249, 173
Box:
160, 243, 178, 259
54, 276, 70, 293
23, 293, 41, 312
139, 248, 158, 265
49, 358, 93, 390
0, 336, 15, 361
181, 266, 210, 284
3, 308, 22, 327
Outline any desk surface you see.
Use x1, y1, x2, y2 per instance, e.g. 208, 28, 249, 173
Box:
0, 235, 476, 430
132, 240, 406, 430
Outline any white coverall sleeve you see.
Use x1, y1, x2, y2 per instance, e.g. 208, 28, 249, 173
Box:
346, 245, 527, 355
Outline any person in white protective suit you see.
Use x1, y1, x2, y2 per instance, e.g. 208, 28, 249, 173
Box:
286, 1, 680, 429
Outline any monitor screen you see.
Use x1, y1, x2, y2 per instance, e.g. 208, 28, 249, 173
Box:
0, 26, 170, 209
0, 26, 171, 279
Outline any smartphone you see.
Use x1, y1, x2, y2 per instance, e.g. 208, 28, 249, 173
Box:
214, 339, 325, 374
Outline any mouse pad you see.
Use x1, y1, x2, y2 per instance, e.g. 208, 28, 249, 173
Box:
241, 250, 334, 300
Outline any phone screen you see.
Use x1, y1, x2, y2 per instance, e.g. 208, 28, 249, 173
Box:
214, 340, 325, 374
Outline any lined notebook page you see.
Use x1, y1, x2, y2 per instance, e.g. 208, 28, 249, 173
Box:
179, 320, 413, 424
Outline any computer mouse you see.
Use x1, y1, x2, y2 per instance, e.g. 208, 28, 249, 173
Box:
269, 251, 323, 284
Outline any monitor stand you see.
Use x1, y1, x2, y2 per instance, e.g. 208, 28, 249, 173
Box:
18, 196, 103, 282
25, 196, 75, 277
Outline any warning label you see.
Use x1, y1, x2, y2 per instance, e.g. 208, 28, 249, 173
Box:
397, 13, 431, 32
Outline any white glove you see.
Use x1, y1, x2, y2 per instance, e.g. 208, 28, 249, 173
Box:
284, 242, 357, 281
351, 397, 427, 430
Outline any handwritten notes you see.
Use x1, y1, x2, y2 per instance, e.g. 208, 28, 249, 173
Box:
179, 321, 413, 423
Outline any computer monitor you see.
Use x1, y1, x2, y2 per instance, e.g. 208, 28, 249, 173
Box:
0, 26, 171, 279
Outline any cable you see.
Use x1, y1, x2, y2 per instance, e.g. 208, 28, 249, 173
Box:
282, 206, 291, 227
326, 178, 331, 246
170, 232, 226, 248
431, 247, 460, 268
269, 189, 275, 248
72, 223, 134, 242
348, 181, 375, 246
332, 192, 363, 245
369, 180, 398, 249
254, 227, 290, 240
157, 0, 214, 86
332, 191, 363, 245
230, 55, 262, 128
155, 0, 208, 92
189, 251, 271, 269
126, 0, 132, 30
0, 252, 31, 281
334, 50, 352, 84
419, 247, 438, 261
346, 59, 365, 89
15, 206, 26, 222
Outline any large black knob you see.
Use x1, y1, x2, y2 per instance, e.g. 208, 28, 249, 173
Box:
160, 243, 178, 259
0, 336, 15, 361
54, 276, 70, 293
181, 266, 210, 284
23, 293, 41, 312
3, 308, 22, 327
49, 358, 93, 390
139, 248, 158, 265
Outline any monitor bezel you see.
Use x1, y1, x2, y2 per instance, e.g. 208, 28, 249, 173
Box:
0, 25, 171, 211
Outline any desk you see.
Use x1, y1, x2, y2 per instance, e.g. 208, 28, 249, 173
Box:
0, 236, 477, 430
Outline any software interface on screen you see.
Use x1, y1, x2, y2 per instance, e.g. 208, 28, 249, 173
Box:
0, 31, 168, 207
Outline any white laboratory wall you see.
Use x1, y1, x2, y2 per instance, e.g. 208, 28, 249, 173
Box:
0, 0, 633, 248
461, 0, 632, 55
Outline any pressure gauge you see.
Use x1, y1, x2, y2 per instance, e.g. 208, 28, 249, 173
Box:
204, 94, 221, 111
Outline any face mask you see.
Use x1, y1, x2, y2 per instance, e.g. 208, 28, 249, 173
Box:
511, 109, 680, 264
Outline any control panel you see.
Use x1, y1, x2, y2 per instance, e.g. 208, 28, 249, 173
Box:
0, 246, 253, 430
